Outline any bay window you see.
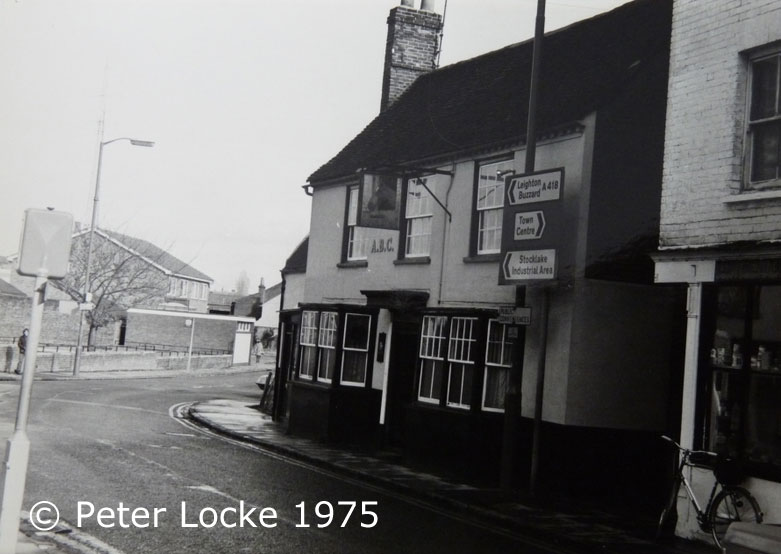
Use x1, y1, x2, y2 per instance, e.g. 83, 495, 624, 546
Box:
341, 314, 371, 386
483, 320, 514, 411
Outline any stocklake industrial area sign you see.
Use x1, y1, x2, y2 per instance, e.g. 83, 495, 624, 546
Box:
499, 168, 565, 285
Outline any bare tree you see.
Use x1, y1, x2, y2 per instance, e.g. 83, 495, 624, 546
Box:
57, 231, 170, 346
235, 270, 250, 296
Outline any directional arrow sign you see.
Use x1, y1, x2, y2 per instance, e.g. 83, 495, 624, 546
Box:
506, 168, 563, 206
514, 211, 545, 240
502, 249, 557, 282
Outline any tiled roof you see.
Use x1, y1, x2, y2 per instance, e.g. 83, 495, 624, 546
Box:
308, 0, 672, 184
101, 230, 213, 282
282, 236, 308, 275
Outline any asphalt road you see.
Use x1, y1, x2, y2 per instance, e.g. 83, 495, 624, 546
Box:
0, 373, 554, 554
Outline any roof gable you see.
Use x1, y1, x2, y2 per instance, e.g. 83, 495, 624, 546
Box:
99, 230, 213, 282
308, 0, 672, 184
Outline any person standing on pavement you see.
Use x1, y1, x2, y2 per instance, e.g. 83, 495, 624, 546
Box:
253, 335, 264, 363
15, 328, 28, 375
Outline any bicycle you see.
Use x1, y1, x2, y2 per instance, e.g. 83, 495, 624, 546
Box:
656, 435, 763, 549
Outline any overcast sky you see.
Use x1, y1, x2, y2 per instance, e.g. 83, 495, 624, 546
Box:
0, 0, 630, 292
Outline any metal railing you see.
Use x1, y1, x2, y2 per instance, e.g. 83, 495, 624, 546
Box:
29, 342, 231, 356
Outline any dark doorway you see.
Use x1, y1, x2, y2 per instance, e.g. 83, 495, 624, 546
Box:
385, 319, 419, 447
275, 315, 299, 423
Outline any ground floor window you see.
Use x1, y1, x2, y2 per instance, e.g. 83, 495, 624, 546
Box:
702, 284, 781, 476
483, 319, 515, 411
297, 307, 374, 387
341, 313, 371, 386
416, 313, 518, 412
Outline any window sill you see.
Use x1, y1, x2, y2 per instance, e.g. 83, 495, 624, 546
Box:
394, 256, 431, 266
337, 260, 368, 269
722, 189, 781, 204
462, 253, 502, 264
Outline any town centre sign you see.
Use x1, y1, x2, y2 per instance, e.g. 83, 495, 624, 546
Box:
499, 168, 564, 285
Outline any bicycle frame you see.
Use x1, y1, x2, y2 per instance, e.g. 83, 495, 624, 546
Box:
677, 456, 720, 528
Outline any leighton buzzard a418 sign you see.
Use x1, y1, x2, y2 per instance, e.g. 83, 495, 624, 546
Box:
499, 168, 565, 285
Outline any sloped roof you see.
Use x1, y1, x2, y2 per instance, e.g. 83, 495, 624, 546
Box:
0, 278, 25, 297
282, 236, 308, 275
308, 0, 672, 184
100, 230, 213, 282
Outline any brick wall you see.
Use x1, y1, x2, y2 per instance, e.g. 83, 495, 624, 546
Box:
660, 1, 781, 248
125, 311, 242, 351
380, 5, 441, 111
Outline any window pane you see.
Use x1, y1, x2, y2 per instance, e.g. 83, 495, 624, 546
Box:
318, 312, 338, 347
317, 348, 335, 380
300, 345, 317, 378
751, 56, 779, 121
484, 366, 510, 410
419, 358, 442, 401
344, 314, 370, 349
477, 160, 513, 210
406, 216, 432, 257
478, 208, 502, 254
751, 122, 781, 182
348, 187, 359, 226
348, 227, 367, 260
447, 362, 473, 408
342, 350, 368, 384
406, 178, 433, 217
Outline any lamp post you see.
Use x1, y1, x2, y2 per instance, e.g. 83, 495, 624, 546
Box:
73, 137, 154, 376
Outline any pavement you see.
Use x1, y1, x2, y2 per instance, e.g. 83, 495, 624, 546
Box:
1, 358, 717, 553
187, 397, 718, 554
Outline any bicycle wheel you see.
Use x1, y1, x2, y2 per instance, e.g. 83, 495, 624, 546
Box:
708, 486, 763, 548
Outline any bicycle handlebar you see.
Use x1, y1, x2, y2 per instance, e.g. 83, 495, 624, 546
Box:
660, 435, 717, 459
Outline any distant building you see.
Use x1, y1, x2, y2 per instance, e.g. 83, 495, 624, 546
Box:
1, 227, 214, 346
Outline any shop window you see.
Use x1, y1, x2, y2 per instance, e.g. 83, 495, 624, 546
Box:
341, 313, 371, 386
317, 312, 338, 382
705, 285, 781, 474
404, 178, 433, 257
475, 159, 513, 255
446, 318, 477, 409
346, 186, 368, 261
418, 315, 447, 403
299, 311, 319, 378
483, 320, 514, 412
747, 50, 781, 188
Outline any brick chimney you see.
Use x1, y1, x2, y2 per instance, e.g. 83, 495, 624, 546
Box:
380, 1, 443, 112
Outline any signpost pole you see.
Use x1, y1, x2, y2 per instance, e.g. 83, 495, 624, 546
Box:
0, 274, 46, 554
525, 0, 547, 497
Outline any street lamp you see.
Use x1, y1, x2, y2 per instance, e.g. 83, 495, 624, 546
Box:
72, 137, 154, 376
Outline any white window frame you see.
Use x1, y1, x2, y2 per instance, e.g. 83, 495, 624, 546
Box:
446, 317, 477, 409
340, 313, 371, 387
347, 186, 367, 261
404, 178, 433, 257
746, 49, 781, 190
299, 310, 319, 379
476, 159, 514, 254
316, 311, 338, 383
482, 319, 513, 412
418, 315, 448, 404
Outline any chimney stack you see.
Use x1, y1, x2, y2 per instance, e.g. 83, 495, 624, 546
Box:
258, 277, 266, 305
380, 1, 443, 112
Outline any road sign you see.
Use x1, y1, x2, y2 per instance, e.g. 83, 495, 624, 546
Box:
498, 306, 532, 325
506, 168, 563, 206
502, 249, 556, 282
79, 302, 94, 311
514, 211, 545, 240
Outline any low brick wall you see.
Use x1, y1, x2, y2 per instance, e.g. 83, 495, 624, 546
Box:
0, 349, 234, 374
